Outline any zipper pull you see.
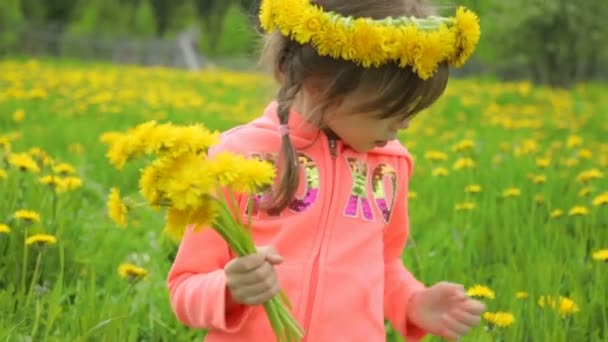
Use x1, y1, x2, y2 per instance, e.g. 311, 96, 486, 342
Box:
329, 137, 337, 158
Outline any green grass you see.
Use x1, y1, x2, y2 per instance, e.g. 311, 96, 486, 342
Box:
0, 59, 607, 341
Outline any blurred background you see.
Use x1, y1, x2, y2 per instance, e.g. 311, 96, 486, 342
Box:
2, 0, 608, 86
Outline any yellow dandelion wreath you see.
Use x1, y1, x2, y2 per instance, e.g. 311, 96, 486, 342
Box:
259, 0, 481, 79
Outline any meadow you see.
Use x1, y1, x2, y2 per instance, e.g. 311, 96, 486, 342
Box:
0, 59, 606, 341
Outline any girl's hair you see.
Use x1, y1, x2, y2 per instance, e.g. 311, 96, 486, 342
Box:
261, 0, 450, 215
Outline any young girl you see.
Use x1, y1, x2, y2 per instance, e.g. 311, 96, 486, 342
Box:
168, 0, 485, 341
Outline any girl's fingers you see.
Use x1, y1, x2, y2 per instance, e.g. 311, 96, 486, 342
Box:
462, 298, 487, 316
442, 313, 470, 339
451, 307, 482, 327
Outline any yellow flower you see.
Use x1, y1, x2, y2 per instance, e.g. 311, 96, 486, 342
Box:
532, 174, 547, 184
452, 139, 475, 152
408, 191, 418, 200
566, 135, 583, 148
578, 187, 592, 197
502, 188, 522, 198
107, 187, 128, 227
577, 168, 604, 183
12, 109, 25, 123
465, 184, 482, 193
209, 152, 276, 193
25, 234, 57, 246
455, 202, 476, 211
550, 209, 564, 219
118, 263, 148, 281
482, 312, 515, 328
432, 167, 449, 177
39, 175, 61, 187
414, 26, 453, 80
424, 150, 448, 161
56, 177, 83, 193
14, 210, 41, 223
453, 158, 476, 170
592, 249, 608, 261
451, 7, 481, 67
0, 169, 7, 180
568, 206, 589, 216
578, 148, 593, 159
8, 153, 40, 173
0, 224, 10, 234
536, 158, 551, 168
592, 193, 608, 206
53, 163, 76, 175
540, 296, 580, 317
516, 291, 529, 299
466, 285, 495, 299
28, 148, 53, 166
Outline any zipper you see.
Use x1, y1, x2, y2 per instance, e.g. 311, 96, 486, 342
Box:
302, 135, 339, 341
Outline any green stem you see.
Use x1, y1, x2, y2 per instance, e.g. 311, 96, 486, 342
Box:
25, 250, 43, 307
20, 226, 29, 299
51, 187, 58, 229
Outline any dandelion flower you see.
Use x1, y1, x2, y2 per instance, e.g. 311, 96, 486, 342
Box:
534, 194, 545, 205
13, 109, 25, 123
8, 153, 40, 173
408, 191, 418, 200
516, 291, 529, 299
56, 177, 83, 193
577, 169, 604, 183
568, 206, 589, 216
53, 163, 76, 175
558, 297, 580, 317
532, 174, 547, 184
0, 169, 7, 180
455, 202, 476, 211
39, 175, 61, 187
0, 224, 10, 234
452, 139, 475, 152
25, 234, 57, 246
465, 184, 482, 193
14, 210, 41, 223
424, 150, 448, 161
550, 209, 564, 219
453, 157, 476, 170
107, 188, 128, 227
483, 312, 515, 328
536, 158, 551, 168
118, 263, 148, 281
566, 135, 583, 148
502, 188, 522, 198
432, 167, 450, 177
578, 149, 592, 159
466, 285, 495, 299
593, 193, 608, 206
592, 249, 608, 262
538, 295, 580, 317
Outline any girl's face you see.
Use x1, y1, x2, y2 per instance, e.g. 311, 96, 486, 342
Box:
323, 92, 411, 153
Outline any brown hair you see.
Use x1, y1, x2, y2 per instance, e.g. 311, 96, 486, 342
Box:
261, 0, 450, 215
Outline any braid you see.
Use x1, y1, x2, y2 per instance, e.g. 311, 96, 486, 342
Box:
268, 45, 303, 215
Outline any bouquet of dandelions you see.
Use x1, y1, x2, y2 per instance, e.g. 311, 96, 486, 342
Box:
101, 121, 304, 342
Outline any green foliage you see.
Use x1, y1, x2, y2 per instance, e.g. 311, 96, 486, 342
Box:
479, 0, 608, 86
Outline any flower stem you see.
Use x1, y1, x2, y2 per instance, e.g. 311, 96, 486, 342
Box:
25, 250, 43, 307
20, 226, 29, 298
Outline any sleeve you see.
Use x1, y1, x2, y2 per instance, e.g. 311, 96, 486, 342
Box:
166, 136, 254, 331
167, 225, 254, 331
383, 155, 428, 341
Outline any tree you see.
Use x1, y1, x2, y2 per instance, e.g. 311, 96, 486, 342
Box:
194, 0, 232, 52
149, 0, 187, 37
20, 0, 80, 55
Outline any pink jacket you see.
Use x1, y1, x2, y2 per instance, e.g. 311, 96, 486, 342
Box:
167, 102, 427, 341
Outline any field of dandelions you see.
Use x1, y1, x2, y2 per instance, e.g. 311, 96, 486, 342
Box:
0, 59, 606, 341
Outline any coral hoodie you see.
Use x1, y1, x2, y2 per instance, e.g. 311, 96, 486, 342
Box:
167, 102, 427, 341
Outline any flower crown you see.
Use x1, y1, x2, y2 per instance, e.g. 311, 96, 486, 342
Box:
259, 0, 481, 80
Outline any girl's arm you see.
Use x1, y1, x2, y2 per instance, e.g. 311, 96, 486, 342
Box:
167, 225, 254, 331
383, 155, 427, 341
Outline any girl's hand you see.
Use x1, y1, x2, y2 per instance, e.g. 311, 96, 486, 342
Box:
224, 246, 284, 306
408, 282, 486, 341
